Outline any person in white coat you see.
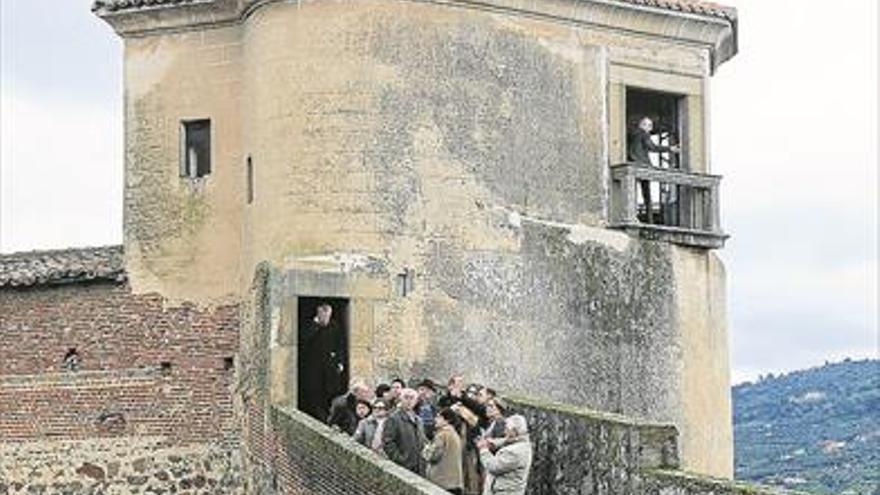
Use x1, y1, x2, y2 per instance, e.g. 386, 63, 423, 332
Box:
475, 415, 532, 495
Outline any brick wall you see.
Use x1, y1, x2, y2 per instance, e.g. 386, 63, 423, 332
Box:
0, 281, 242, 493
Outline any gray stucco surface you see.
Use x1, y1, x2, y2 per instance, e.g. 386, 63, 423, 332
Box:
401, 222, 681, 425
367, 15, 605, 225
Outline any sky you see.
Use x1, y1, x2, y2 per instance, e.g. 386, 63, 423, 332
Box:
0, 0, 877, 384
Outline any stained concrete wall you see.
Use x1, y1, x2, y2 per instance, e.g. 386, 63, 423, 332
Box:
123, 25, 244, 304
115, 0, 732, 478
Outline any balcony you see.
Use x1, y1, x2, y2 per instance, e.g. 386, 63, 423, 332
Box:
609, 163, 728, 249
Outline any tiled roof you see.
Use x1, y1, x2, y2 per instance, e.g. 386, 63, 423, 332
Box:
616, 0, 736, 20
92, 0, 735, 20
0, 245, 126, 288
92, 0, 201, 13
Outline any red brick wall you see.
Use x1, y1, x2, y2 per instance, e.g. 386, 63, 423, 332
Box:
0, 281, 239, 445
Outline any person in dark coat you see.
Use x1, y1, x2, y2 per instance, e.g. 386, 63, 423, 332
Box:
627, 117, 680, 223
416, 378, 439, 440
327, 381, 372, 435
298, 303, 345, 421
440, 379, 489, 495
354, 399, 389, 454
382, 388, 427, 474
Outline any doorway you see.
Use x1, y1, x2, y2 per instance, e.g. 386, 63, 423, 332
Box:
296, 297, 350, 422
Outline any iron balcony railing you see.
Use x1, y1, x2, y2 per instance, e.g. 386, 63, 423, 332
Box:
609, 163, 728, 249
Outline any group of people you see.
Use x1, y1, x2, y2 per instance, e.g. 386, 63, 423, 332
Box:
298, 303, 532, 494
323, 375, 533, 495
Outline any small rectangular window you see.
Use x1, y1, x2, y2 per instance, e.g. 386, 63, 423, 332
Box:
180, 119, 211, 178
246, 156, 254, 204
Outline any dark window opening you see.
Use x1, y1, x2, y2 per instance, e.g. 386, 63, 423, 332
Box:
296, 297, 349, 422
223, 356, 235, 371
626, 88, 688, 225
96, 411, 125, 426
626, 88, 685, 170
62, 348, 80, 371
246, 156, 254, 204
160, 361, 173, 375
396, 268, 415, 297
181, 119, 211, 178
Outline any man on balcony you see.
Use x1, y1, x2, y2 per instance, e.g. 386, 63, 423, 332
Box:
628, 116, 680, 223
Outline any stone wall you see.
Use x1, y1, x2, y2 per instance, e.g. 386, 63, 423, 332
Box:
108, 0, 734, 476
0, 438, 239, 495
271, 406, 448, 495
236, 264, 445, 494
0, 281, 242, 493
642, 471, 805, 495
508, 396, 795, 495
508, 396, 678, 495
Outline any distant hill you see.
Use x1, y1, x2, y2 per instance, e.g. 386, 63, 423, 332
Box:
733, 358, 880, 495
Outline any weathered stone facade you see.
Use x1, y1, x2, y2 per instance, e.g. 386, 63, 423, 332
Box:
1, 0, 747, 492
88, 0, 737, 477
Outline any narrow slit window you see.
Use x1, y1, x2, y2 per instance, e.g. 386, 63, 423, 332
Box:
180, 119, 211, 178
246, 156, 254, 204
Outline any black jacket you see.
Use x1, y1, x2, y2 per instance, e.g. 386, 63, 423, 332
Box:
327, 392, 359, 435
628, 128, 672, 165
382, 409, 427, 474
298, 320, 344, 397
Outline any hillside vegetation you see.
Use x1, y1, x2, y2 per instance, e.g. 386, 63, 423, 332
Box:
733, 358, 879, 495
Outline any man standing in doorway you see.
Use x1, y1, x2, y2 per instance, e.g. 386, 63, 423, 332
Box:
627, 116, 680, 223
298, 302, 345, 421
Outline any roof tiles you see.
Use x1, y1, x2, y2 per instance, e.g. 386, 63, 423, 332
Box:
617, 0, 735, 19
92, 0, 200, 12
92, 0, 735, 19
0, 245, 125, 288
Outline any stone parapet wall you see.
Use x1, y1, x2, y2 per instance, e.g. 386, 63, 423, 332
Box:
508, 396, 679, 494
270, 406, 448, 495
642, 470, 804, 495
508, 396, 798, 495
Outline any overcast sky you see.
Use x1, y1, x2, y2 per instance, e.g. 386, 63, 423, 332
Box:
1, 0, 877, 383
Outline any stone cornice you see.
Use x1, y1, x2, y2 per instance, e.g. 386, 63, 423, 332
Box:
93, 0, 737, 70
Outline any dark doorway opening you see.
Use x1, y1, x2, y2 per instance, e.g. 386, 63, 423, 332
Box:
626, 87, 684, 169
297, 297, 350, 422
626, 87, 688, 225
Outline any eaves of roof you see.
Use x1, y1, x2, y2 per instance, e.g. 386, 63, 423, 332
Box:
92, 0, 736, 21
0, 245, 126, 289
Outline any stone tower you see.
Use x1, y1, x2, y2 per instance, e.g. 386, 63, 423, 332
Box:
94, 0, 737, 478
